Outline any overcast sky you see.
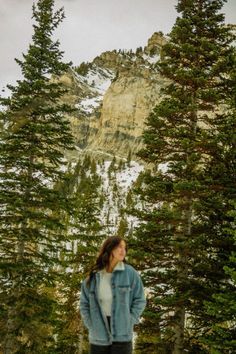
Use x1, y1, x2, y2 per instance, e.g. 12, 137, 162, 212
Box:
0, 0, 235, 93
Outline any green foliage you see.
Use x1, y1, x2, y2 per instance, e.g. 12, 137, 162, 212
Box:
127, 149, 132, 167
201, 205, 236, 353
129, 0, 235, 352
74, 62, 92, 76
136, 47, 143, 56
117, 217, 129, 237
108, 156, 117, 179
0, 1, 76, 352
126, 189, 134, 208
54, 156, 105, 352
118, 159, 125, 171
134, 298, 163, 354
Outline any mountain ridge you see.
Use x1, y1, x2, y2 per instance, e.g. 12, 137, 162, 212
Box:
59, 31, 168, 161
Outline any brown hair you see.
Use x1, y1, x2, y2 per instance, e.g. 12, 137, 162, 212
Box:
86, 236, 127, 286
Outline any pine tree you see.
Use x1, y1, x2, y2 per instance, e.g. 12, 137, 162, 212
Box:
54, 157, 105, 353
73, 157, 105, 273
127, 149, 132, 167
0, 1, 76, 352
201, 204, 236, 354
108, 156, 117, 179
117, 217, 129, 237
130, 1, 235, 353
199, 45, 236, 353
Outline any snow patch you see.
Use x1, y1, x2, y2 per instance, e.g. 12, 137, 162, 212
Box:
74, 66, 115, 114
75, 96, 102, 114
143, 53, 160, 64
86, 68, 114, 94
116, 161, 144, 191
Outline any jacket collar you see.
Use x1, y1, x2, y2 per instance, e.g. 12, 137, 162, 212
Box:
114, 261, 125, 271
99, 261, 125, 273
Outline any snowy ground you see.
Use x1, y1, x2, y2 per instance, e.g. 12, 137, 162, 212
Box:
96, 159, 144, 233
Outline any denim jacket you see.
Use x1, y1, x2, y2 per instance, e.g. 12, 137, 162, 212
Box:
79, 262, 146, 345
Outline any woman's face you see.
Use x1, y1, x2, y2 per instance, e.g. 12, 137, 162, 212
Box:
111, 240, 126, 262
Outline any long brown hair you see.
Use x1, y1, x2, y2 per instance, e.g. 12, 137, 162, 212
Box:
86, 236, 127, 286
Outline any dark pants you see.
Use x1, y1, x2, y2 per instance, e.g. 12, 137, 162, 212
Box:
90, 341, 132, 354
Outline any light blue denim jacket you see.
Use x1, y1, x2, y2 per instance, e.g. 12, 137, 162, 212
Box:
80, 262, 146, 345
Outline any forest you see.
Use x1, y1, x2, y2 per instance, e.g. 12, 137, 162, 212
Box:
0, 0, 235, 353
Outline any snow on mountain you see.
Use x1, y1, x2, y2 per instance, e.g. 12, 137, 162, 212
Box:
86, 68, 114, 94
96, 159, 144, 233
73, 66, 115, 115
116, 161, 143, 191
142, 53, 160, 64
76, 96, 101, 114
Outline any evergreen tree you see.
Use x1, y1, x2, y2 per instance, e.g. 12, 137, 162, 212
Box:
127, 149, 132, 167
200, 45, 236, 353
0, 1, 76, 352
126, 189, 134, 208
130, 1, 235, 353
54, 157, 105, 353
117, 217, 129, 237
108, 156, 117, 179
201, 204, 236, 354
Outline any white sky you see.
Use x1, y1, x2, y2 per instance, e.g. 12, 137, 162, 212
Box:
0, 0, 235, 93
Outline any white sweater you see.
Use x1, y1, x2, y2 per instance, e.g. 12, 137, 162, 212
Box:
98, 262, 125, 317
98, 270, 113, 316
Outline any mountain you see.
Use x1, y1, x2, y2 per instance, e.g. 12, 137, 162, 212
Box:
58, 32, 167, 161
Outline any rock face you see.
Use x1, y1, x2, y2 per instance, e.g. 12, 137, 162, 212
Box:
63, 32, 168, 160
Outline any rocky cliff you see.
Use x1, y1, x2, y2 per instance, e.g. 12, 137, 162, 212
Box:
61, 32, 168, 161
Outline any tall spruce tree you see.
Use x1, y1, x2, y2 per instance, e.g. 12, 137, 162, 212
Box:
0, 0, 75, 352
130, 1, 235, 353
201, 204, 236, 353
200, 45, 236, 353
54, 156, 105, 354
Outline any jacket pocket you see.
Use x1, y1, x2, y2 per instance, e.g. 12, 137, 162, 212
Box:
118, 286, 131, 304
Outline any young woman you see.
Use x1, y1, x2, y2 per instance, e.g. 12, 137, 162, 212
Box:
80, 236, 146, 354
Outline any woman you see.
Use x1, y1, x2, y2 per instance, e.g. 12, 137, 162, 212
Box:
80, 236, 146, 354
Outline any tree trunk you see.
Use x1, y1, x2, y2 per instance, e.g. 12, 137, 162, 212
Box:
173, 307, 185, 354
173, 198, 192, 354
